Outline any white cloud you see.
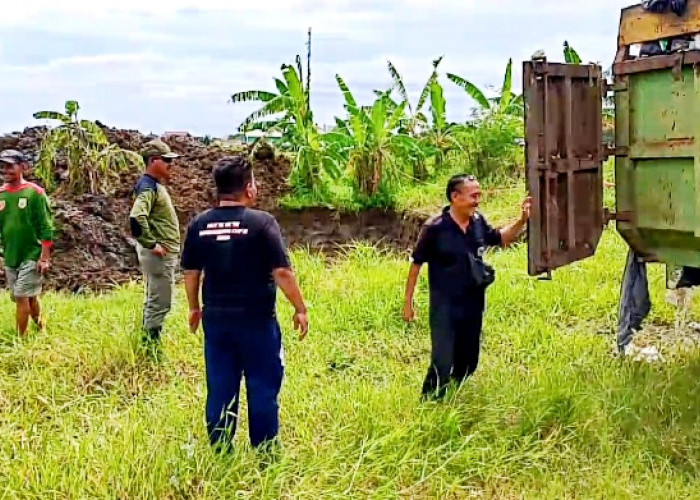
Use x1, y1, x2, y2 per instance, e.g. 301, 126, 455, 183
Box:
2, 0, 634, 136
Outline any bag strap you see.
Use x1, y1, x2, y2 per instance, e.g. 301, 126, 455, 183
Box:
471, 213, 486, 247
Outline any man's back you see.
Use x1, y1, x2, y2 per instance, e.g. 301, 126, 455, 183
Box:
181, 206, 290, 317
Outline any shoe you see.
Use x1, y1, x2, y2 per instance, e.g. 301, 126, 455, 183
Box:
140, 327, 163, 361
143, 327, 162, 342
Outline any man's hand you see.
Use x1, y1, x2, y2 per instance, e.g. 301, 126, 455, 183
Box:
36, 258, 50, 275
403, 302, 416, 323
189, 308, 202, 333
520, 196, 533, 222
150, 244, 167, 257
293, 309, 309, 340
273, 267, 309, 339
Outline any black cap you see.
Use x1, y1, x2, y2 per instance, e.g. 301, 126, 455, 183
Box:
0, 149, 28, 165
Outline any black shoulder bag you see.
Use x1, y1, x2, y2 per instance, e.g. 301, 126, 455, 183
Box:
467, 217, 496, 289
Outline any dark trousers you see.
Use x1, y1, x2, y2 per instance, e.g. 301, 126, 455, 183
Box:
202, 310, 284, 448
422, 291, 485, 399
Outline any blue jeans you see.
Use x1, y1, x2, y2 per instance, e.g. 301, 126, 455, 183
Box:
202, 310, 284, 448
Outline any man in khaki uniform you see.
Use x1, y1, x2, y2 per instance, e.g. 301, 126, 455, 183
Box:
129, 139, 181, 355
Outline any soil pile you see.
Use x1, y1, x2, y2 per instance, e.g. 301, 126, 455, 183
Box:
0, 127, 47, 153
0, 126, 292, 292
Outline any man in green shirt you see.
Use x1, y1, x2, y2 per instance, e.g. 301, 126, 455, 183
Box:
0, 149, 54, 336
129, 139, 181, 355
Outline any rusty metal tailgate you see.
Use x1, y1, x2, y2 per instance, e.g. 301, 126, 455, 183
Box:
523, 60, 606, 276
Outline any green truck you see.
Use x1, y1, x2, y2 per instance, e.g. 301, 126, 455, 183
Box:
523, 0, 700, 285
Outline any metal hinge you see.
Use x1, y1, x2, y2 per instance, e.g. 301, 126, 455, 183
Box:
616, 211, 634, 222
538, 270, 553, 281
604, 210, 634, 224
602, 79, 614, 95
604, 145, 629, 157
612, 81, 629, 92
603, 208, 614, 225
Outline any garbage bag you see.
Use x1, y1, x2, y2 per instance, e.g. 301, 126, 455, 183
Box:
640, 42, 664, 56
671, 0, 688, 16
642, 0, 687, 15
618, 249, 651, 352
643, 0, 670, 13
676, 266, 700, 288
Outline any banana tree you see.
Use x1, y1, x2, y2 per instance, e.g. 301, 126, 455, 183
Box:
385, 57, 445, 179
419, 80, 466, 173
231, 57, 311, 134
387, 56, 443, 135
447, 58, 524, 118
33, 100, 142, 195
563, 40, 582, 64
324, 75, 419, 197
230, 56, 334, 192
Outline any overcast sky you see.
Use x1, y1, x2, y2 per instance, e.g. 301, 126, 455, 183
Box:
1, 0, 632, 137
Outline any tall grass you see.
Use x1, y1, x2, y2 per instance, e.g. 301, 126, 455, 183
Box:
2, 214, 700, 497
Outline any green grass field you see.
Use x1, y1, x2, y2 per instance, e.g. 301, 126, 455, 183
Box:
2, 186, 700, 498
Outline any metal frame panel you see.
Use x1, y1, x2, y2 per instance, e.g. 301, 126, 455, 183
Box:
524, 60, 606, 276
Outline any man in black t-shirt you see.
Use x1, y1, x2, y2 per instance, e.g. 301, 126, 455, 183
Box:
181, 155, 308, 450
403, 174, 531, 400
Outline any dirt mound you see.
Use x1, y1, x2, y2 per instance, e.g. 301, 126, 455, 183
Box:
104, 126, 292, 220
0, 126, 46, 155
0, 125, 292, 292
270, 207, 426, 251
47, 195, 138, 293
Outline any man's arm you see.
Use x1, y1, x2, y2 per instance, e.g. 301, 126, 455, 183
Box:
273, 268, 306, 312
181, 218, 203, 332
184, 270, 202, 332
273, 267, 309, 338
262, 216, 309, 338
129, 190, 159, 251
34, 192, 54, 273
403, 222, 434, 322
499, 218, 528, 246
498, 196, 532, 247
184, 270, 201, 310
0, 208, 4, 269
403, 263, 422, 322
0, 218, 4, 273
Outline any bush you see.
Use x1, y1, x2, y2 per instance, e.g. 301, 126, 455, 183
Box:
462, 112, 524, 181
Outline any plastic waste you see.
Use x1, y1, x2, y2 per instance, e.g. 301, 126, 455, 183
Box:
671, 0, 688, 16
618, 249, 651, 353
642, 0, 687, 15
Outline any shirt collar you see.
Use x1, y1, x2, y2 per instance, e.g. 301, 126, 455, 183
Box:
441, 205, 478, 230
